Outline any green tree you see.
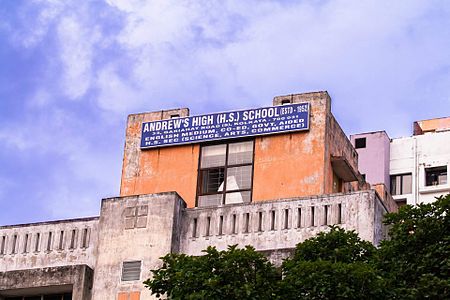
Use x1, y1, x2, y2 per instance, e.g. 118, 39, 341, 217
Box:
145, 196, 450, 299
280, 226, 385, 299
144, 245, 280, 300
377, 194, 450, 299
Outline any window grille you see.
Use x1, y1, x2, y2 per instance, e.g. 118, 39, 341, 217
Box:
197, 140, 254, 206
121, 261, 142, 281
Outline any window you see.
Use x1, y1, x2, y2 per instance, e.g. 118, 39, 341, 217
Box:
270, 210, 276, 231
243, 213, 250, 233
284, 209, 289, 229
390, 173, 412, 195
337, 203, 342, 224
23, 234, 29, 253
205, 217, 211, 236
81, 228, 89, 248
192, 218, 198, 238
258, 212, 263, 232
35, 233, 40, 252
11, 234, 17, 254
297, 207, 302, 228
218, 216, 224, 235
47, 232, 53, 251
231, 214, 237, 234
197, 141, 254, 206
281, 99, 291, 105
354, 137, 366, 149
1, 236, 6, 255
69, 229, 76, 249
121, 261, 142, 281
59, 231, 64, 250
324, 205, 329, 225
425, 166, 447, 186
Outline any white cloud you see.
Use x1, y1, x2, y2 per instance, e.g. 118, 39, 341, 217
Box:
17, 0, 64, 48
27, 88, 52, 107
2, 0, 450, 224
92, 0, 450, 127
56, 15, 99, 99
5, 0, 450, 121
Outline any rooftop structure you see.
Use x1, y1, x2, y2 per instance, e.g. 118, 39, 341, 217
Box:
351, 116, 450, 206
1, 91, 396, 300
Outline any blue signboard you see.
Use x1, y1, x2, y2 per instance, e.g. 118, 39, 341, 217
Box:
140, 103, 310, 148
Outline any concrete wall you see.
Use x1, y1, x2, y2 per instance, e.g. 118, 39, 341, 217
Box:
0, 189, 392, 299
120, 108, 200, 208
326, 113, 360, 194
0, 217, 98, 272
372, 183, 398, 214
0, 265, 94, 300
180, 190, 390, 264
350, 131, 390, 188
390, 130, 450, 204
92, 192, 185, 300
252, 92, 329, 201
120, 91, 361, 208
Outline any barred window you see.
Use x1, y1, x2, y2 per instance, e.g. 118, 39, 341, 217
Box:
197, 141, 254, 207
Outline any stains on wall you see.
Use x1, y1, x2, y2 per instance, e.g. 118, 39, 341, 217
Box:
120, 91, 362, 208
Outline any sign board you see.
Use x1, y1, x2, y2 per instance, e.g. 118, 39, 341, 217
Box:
140, 103, 310, 149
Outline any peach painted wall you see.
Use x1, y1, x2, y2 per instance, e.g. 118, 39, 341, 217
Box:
120, 91, 361, 208
252, 93, 329, 201
120, 108, 200, 208
414, 116, 450, 135
118, 291, 140, 300
324, 114, 359, 194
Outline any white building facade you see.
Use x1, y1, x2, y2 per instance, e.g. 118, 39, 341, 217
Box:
352, 117, 450, 206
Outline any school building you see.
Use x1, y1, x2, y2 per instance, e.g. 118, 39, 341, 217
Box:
1, 91, 400, 299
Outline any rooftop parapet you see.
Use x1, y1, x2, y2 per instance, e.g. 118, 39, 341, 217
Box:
0, 217, 98, 272
413, 116, 450, 135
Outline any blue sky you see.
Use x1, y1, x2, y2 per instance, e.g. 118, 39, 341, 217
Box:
1, 0, 449, 225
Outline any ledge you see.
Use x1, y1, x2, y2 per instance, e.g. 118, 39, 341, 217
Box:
419, 185, 450, 194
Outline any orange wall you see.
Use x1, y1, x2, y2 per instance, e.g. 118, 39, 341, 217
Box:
120, 109, 199, 208
120, 92, 361, 208
416, 117, 450, 133
252, 132, 325, 201
121, 144, 199, 207
118, 291, 140, 300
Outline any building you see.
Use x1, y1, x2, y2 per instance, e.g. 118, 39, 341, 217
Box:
0, 91, 397, 300
351, 117, 450, 206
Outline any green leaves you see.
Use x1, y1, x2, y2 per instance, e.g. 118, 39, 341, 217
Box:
280, 226, 384, 300
144, 195, 450, 299
288, 225, 376, 264
377, 194, 450, 299
144, 245, 280, 300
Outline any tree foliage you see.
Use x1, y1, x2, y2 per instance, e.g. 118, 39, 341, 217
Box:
287, 225, 376, 264
144, 245, 280, 300
280, 227, 384, 300
145, 194, 450, 299
377, 194, 450, 299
